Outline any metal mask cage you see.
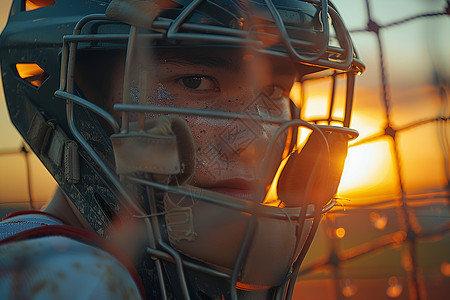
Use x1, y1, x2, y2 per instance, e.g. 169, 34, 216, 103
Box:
52, 1, 363, 299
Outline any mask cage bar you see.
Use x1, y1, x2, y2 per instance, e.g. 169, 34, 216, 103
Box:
284, 199, 323, 299
56, 9, 360, 300
264, 0, 329, 63
119, 23, 340, 294
58, 14, 173, 300
58, 0, 365, 78
122, 118, 334, 300
59, 14, 140, 213
115, 98, 354, 299
57, 82, 341, 299
161, 0, 363, 72
165, 0, 329, 64
294, 70, 357, 128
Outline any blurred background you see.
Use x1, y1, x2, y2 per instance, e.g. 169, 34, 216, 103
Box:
0, 0, 449, 299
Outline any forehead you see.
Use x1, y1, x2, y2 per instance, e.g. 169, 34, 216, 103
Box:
155, 48, 242, 68
152, 47, 297, 76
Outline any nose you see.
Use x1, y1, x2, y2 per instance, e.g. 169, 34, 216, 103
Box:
216, 117, 278, 171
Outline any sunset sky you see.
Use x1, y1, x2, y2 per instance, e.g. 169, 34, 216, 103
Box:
0, 0, 448, 206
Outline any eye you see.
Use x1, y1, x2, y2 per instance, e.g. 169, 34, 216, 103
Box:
179, 76, 218, 91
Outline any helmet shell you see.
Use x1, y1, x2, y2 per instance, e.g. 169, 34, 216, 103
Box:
0, 1, 123, 236
0, 0, 109, 142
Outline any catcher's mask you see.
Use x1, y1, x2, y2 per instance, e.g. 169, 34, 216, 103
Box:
0, 0, 364, 299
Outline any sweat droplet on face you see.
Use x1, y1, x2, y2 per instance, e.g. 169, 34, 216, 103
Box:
157, 83, 174, 101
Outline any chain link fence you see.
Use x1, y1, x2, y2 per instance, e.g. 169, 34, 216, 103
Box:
294, 0, 449, 299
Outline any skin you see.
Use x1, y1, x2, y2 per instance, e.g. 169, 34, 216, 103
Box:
43, 48, 300, 299
45, 47, 297, 229
109, 48, 297, 201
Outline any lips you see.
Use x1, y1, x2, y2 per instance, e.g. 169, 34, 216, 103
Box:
202, 178, 258, 201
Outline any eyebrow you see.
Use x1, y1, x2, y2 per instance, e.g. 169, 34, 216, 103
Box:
158, 53, 242, 71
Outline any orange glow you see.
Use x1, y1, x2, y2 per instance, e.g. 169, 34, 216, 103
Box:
294, 127, 313, 152
290, 76, 349, 125
15, 63, 48, 87
441, 262, 450, 277
236, 282, 271, 291
262, 156, 289, 207
337, 137, 398, 199
25, 0, 55, 11
300, 95, 330, 121
335, 227, 346, 238
338, 142, 384, 192
393, 231, 406, 244
0, 150, 56, 206
289, 80, 333, 121
397, 122, 449, 193
369, 211, 388, 230
341, 279, 357, 297
386, 276, 403, 298
262, 128, 313, 207
401, 252, 413, 272
289, 81, 302, 106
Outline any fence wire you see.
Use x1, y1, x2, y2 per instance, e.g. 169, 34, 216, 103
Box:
295, 0, 450, 299
0, 0, 449, 300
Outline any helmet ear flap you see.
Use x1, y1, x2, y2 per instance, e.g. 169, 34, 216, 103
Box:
277, 129, 348, 208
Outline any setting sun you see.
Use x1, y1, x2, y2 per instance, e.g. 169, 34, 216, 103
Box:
339, 141, 385, 192
338, 137, 399, 200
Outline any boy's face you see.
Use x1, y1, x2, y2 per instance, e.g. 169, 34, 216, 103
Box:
107, 49, 297, 201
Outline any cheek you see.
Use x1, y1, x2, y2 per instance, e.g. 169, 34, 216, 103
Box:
184, 116, 225, 152
183, 116, 235, 183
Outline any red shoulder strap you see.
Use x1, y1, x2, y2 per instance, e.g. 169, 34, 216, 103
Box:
2, 209, 67, 224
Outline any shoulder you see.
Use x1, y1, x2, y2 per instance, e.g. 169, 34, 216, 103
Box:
0, 236, 142, 299
0, 212, 143, 300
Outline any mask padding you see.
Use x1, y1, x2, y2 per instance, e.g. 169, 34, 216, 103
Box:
277, 129, 348, 207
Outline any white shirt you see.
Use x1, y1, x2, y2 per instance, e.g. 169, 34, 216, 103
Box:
0, 212, 143, 300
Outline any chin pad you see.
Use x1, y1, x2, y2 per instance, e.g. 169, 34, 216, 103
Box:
163, 185, 314, 287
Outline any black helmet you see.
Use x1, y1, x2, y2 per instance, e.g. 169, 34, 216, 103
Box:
0, 0, 364, 299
